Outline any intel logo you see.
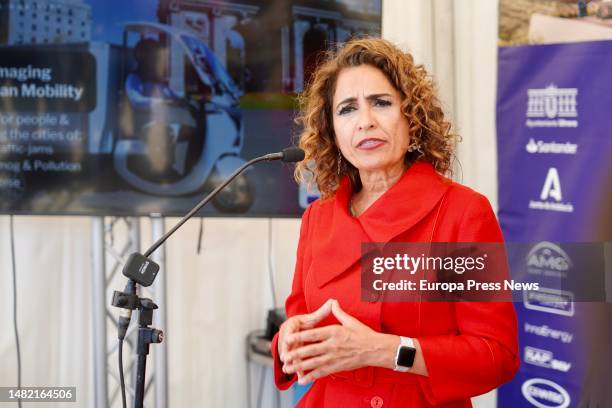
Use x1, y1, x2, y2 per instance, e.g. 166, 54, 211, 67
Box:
521, 378, 570, 408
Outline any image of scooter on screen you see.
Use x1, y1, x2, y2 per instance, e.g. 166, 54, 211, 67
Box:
114, 22, 253, 213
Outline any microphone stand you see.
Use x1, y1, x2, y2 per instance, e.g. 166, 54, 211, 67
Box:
111, 148, 304, 408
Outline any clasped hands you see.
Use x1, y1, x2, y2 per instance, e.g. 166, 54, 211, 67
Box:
278, 299, 387, 385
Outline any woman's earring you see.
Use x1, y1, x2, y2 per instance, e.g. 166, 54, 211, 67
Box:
407, 140, 423, 156
337, 151, 343, 175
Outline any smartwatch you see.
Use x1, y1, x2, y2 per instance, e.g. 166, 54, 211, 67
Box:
394, 336, 416, 372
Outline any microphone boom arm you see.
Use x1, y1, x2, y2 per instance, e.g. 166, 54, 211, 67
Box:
144, 154, 272, 257
111, 147, 304, 408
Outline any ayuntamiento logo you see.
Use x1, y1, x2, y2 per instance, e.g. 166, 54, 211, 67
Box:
526, 85, 578, 128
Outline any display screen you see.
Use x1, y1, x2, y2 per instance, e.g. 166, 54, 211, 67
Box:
0, 0, 381, 216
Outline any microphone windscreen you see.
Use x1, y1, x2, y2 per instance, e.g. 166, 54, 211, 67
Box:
282, 147, 306, 163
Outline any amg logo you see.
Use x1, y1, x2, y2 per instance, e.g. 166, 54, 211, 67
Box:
526, 242, 573, 272
527, 253, 570, 270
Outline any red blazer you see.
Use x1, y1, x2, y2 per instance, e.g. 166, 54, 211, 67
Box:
272, 161, 519, 407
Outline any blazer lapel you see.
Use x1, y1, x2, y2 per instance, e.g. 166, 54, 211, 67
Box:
358, 161, 451, 243
312, 161, 451, 289
312, 176, 369, 288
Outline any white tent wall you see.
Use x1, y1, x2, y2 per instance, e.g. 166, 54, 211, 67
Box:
0, 216, 94, 408
0, 1, 502, 407
0, 216, 301, 408
383, 0, 501, 210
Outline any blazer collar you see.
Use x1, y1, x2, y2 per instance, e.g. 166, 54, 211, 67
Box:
313, 161, 451, 288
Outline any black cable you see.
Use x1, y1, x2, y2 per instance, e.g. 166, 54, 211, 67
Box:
256, 365, 266, 408
245, 335, 252, 408
117, 280, 135, 408
267, 218, 278, 309
119, 339, 127, 408
10, 216, 22, 408
197, 217, 204, 254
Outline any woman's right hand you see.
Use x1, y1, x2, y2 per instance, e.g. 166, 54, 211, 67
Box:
278, 299, 334, 374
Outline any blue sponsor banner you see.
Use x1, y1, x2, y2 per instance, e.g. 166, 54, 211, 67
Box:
496, 41, 612, 407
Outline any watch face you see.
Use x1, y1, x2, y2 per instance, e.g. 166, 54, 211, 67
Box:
397, 346, 416, 368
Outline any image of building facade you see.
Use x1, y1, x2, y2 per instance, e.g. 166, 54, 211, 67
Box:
0, 0, 91, 45
156, 0, 380, 93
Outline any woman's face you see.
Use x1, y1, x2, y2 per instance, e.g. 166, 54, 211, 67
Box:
332, 64, 410, 175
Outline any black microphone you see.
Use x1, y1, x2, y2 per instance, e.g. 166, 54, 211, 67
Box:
262, 147, 306, 162
121, 147, 306, 286
281, 146, 306, 162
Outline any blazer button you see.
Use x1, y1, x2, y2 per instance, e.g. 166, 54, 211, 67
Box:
370, 395, 384, 408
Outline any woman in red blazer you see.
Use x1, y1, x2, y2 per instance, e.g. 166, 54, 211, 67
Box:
271, 38, 519, 407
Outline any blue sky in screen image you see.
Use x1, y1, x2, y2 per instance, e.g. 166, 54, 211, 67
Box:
88, 0, 158, 44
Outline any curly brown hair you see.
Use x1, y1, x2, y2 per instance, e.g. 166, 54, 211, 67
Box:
294, 37, 457, 199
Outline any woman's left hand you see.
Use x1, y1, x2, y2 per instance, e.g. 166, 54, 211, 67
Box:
282, 299, 397, 384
